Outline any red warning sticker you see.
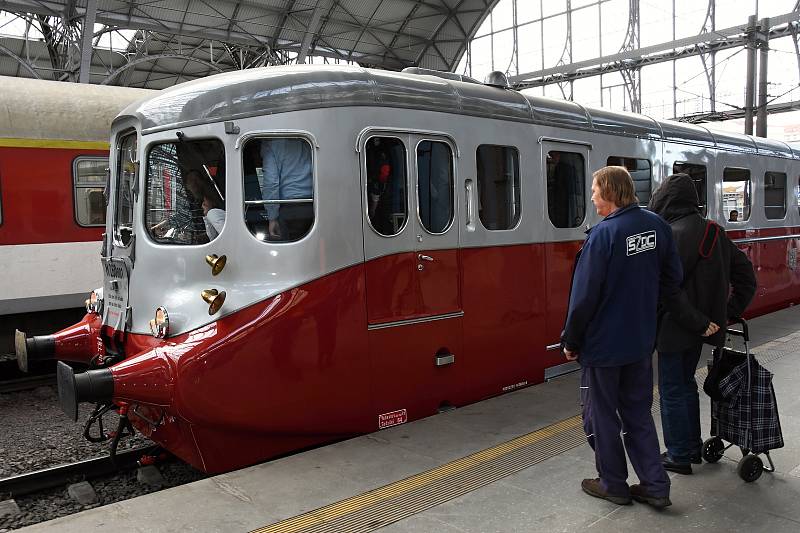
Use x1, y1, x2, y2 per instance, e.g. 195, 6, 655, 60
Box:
378, 409, 408, 429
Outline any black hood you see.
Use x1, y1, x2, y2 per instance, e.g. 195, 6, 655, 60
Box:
648, 173, 700, 222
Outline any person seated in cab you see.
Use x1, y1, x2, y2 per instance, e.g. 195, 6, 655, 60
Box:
184, 169, 225, 240
729, 209, 739, 222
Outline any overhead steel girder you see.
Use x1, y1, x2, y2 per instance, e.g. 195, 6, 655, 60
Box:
0, 0, 307, 54
101, 53, 223, 85
0, 41, 40, 77
514, 11, 800, 89
511, 10, 800, 86
415, 0, 489, 70
0, 0, 434, 64
678, 98, 800, 123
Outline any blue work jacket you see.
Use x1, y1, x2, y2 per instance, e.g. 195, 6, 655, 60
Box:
561, 204, 683, 367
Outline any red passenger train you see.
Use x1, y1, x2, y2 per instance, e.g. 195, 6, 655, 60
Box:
0, 77, 150, 351
13, 65, 800, 474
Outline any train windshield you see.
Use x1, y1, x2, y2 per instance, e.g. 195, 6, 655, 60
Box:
144, 139, 226, 245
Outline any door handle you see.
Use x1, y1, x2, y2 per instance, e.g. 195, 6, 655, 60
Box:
418, 254, 434, 262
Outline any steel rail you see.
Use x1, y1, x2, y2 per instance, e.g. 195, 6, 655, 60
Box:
0, 374, 56, 394
0, 446, 157, 498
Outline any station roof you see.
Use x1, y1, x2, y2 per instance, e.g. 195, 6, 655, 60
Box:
0, 0, 499, 88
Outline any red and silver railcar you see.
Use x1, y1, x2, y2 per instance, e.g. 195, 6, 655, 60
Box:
0, 76, 150, 349
16, 65, 800, 473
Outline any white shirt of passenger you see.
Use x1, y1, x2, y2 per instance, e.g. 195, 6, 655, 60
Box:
204, 208, 226, 240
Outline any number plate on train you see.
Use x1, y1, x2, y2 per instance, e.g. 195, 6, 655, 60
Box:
378, 409, 408, 429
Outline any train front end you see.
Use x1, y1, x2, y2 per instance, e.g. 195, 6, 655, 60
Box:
23, 68, 373, 473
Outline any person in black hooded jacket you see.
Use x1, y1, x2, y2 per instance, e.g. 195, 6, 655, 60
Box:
648, 173, 757, 474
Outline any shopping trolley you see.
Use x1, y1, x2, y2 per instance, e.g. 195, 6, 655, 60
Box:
701, 318, 784, 482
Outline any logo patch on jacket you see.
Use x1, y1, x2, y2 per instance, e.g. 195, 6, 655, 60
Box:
626, 230, 656, 256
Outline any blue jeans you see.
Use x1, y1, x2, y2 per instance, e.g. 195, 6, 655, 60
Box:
658, 343, 703, 463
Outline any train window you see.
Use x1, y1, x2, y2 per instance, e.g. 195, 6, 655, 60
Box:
476, 145, 521, 230
74, 157, 108, 227
145, 138, 226, 245
114, 133, 138, 246
364, 137, 407, 236
417, 141, 454, 234
546, 150, 585, 228
241, 137, 314, 242
673, 162, 707, 216
764, 172, 787, 220
723, 167, 751, 222
607, 156, 651, 206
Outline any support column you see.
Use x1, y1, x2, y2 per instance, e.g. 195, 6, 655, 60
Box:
756, 17, 770, 137
298, 1, 330, 64
744, 15, 757, 135
79, 0, 97, 83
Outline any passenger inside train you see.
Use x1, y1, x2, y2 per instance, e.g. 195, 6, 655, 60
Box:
366, 136, 407, 235
243, 137, 314, 242
144, 137, 226, 244
183, 170, 226, 240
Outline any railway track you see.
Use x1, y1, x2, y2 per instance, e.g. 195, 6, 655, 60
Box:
0, 446, 157, 498
0, 358, 58, 393
0, 373, 56, 394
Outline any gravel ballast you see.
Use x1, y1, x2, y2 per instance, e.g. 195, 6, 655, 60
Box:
0, 385, 206, 530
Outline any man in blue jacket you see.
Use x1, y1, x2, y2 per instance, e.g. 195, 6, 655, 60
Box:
562, 166, 683, 509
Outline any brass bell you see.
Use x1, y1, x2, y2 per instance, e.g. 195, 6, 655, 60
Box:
205, 254, 227, 276
201, 288, 226, 315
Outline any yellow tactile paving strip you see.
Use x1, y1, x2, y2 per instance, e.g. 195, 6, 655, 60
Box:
252, 338, 793, 533
251, 415, 585, 533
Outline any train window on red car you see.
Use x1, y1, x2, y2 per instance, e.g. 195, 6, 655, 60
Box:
417, 141, 454, 234
723, 167, 751, 222
477, 145, 521, 230
145, 138, 226, 245
242, 137, 314, 242
74, 157, 108, 227
764, 172, 787, 220
607, 157, 651, 206
546, 150, 585, 228
364, 137, 408, 237
673, 162, 707, 217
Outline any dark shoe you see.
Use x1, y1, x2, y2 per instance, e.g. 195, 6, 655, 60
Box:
661, 453, 692, 475
661, 451, 701, 466
581, 478, 632, 505
630, 484, 672, 509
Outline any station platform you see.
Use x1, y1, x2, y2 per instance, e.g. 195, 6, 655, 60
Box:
19, 306, 800, 533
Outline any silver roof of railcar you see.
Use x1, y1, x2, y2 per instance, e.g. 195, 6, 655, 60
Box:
116, 65, 796, 159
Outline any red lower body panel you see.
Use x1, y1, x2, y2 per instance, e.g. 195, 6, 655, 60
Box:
54, 230, 800, 473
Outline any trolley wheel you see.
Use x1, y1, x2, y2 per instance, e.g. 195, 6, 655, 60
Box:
737, 454, 764, 482
702, 437, 724, 463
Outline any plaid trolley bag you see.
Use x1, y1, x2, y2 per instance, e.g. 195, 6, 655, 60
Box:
702, 318, 784, 482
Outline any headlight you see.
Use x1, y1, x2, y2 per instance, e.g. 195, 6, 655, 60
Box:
85, 289, 103, 314
149, 307, 169, 338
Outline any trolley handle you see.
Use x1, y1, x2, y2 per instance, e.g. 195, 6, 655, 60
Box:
725, 317, 749, 342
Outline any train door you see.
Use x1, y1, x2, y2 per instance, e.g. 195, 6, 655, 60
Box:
103, 131, 138, 338
360, 131, 463, 427
541, 140, 590, 368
